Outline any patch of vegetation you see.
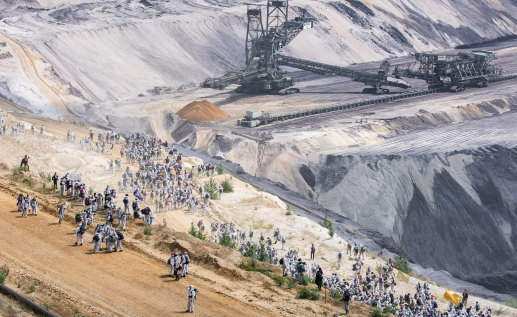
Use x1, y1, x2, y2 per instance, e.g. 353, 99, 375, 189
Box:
319, 216, 334, 237
73, 307, 87, 317
506, 297, 517, 308
243, 243, 269, 263
0, 265, 9, 284
393, 253, 411, 274
258, 186, 265, 192
383, 306, 395, 314
371, 307, 386, 317
300, 275, 313, 286
12, 165, 23, 177
297, 286, 320, 300
22, 176, 34, 189
189, 222, 206, 240
217, 164, 224, 175
285, 205, 292, 215
143, 225, 152, 236
28, 284, 36, 293
271, 275, 285, 286
204, 178, 219, 199
330, 289, 343, 300
286, 277, 297, 289
219, 231, 236, 249
493, 306, 506, 315
221, 179, 234, 193
375, 264, 383, 274
88, 188, 94, 196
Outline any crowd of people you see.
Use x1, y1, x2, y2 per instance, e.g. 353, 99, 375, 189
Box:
5, 121, 500, 316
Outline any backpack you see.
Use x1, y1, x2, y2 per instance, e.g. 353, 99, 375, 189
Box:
123, 196, 129, 205
116, 231, 124, 240
343, 291, 351, 302
78, 225, 86, 235
75, 213, 82, 222
132, 201, 138, 209
185, 255, 190, 264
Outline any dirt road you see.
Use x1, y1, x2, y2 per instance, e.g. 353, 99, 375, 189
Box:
0, 192, 266, 317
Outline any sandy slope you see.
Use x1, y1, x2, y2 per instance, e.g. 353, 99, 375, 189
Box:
0, 108, 514, 316
0, 192, 269, 317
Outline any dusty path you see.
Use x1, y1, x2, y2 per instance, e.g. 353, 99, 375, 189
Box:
0, 193, 266, 317
0, 32, 74, 119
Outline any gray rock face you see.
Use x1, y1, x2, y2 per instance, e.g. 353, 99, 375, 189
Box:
313, 146, 517, 295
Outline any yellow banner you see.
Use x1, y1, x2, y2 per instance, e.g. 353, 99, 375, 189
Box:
443, 289, 462, 307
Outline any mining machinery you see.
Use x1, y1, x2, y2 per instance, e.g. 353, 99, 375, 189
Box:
201, 0, 410, 95
393, 50, 502, 92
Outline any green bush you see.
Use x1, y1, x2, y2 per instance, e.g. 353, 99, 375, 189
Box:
12, 166, 23, 177
23, 176, 34, 189
221, 179, 234, 193
298, 287, 320, 300
319, 216, 334, 237
506, 297, 517, 309
393, 253, 411, 274
300, 275, 313, 286
271, 275, 285, 286
330, 289, 342, 300
383, 306, 395, 314
242, 242, 269, 263
143, 225, 152, 236
189, 222, 206, 240
219, 231, 236, 249
217, 164, 225, 175
371, 307, 383, 317
287, 277, 297, 289
204, 178, 219, 199
0, 265, 9, 284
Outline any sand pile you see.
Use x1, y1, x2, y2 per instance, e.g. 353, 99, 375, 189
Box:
176, 100, 230, 122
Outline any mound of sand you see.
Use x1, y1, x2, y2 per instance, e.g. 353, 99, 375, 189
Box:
176, 100, 229, 122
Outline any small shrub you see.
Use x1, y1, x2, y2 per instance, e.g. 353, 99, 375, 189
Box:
493, 306, 506, 315
23, 176, 34, 188
285, 205, 292, 215
219, 231, 236, 249
330, 289, 342, 300
300, 275, 313, 286
258, 187, 265, 192
271, 275, 285, 286
287, 277, 297, 289
319, 216, 334, 238
298, 287, 320, 300
376, 264, 383, 274
189, 222, 197, 237
505, 297, 517, 309
28, 284, 36, 293
0, 265, 9, 284
204, 178, 219, 199
143, 225, 152, 236
371, 307, 383, 317
383, 306, 395, 314
88, 188, 94, 196
393, 253, 411, 274
12, 166, 23, 177
221, 179, 234, 193
217, 164, 224, 175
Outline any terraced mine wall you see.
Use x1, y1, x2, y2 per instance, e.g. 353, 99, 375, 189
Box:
170, 97, 517, 295
312, 147, 517, 295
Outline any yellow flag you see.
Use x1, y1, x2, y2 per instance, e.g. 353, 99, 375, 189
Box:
443, 289, 462, 307
397, 271, 409, 283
